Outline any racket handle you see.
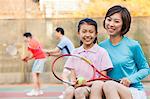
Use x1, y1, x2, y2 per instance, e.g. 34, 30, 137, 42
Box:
114, 79, 120, 83
106, 79, 120, 83
87, 78, 120, 83
22, 56, 33, 62
46, 52, 51, 57
22, 56, 29, 62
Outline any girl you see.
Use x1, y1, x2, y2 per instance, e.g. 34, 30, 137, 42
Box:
63, 18, 113, 99
99, 5, 150, 99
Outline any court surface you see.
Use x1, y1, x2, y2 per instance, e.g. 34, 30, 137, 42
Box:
0, 82, 150, 99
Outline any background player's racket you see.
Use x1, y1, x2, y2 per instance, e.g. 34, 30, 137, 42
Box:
22, 56, 34, 62
51, 54, 119, 87
6, 37, 19, 56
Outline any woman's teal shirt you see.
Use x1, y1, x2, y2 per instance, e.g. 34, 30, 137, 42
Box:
99, 36, 150, 90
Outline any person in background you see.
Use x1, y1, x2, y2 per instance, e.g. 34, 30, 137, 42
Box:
99, 5, 150, 99
23, 32, 46, 96
44, 27, 75, 99
45, 27, 74, 56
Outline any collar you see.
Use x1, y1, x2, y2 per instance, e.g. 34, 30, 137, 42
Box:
77, 44, 99, 54
60, 35, 65, 40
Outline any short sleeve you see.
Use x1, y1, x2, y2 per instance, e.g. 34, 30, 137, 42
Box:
29, 38, 40, 49
99, 50, 113, 71
64, 56, 75, 70
57, 39, 66, 50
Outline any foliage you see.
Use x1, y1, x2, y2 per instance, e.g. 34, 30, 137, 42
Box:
74, 0, 150, 17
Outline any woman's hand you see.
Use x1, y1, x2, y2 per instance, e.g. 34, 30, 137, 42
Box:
120, 78, 131, 87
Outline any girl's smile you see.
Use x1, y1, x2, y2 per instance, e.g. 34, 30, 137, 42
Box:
78, 23, 97, 49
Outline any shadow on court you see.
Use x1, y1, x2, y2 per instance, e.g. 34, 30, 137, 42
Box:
0, 82, 150, 99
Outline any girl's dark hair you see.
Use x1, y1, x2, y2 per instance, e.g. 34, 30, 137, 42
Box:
103, 5, 131, 36
23, 32, 32, 38
78, 18, 98, 45
56, 27, 64, 35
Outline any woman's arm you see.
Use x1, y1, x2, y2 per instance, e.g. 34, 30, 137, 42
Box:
127, 42, 150, 83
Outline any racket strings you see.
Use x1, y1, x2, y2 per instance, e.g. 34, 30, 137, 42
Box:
51, 54, 119, 87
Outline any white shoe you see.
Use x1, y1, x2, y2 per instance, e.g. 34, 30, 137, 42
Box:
38, 90, 44, 95
26, 89, 39, 96
58, 94, 64, 99
58, 92, 65, 99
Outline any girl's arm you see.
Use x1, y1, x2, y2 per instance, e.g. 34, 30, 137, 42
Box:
85, 71, 107, 87
70, 69, 77, 85
98, 70, 107, 79
62, 68, 76, 88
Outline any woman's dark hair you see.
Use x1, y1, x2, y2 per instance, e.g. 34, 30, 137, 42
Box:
103, 5, 131, 36
78, 18, 98, 45
23, 32, 32, 38
56, 27, 64, 35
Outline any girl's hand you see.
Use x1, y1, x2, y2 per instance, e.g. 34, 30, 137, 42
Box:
74, 81, 92, 88
120, 78, 131, 87
71, 80, 77, 85
84, 82, 92, 87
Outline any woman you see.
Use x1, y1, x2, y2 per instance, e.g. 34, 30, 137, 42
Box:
99, 5, 150, 99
